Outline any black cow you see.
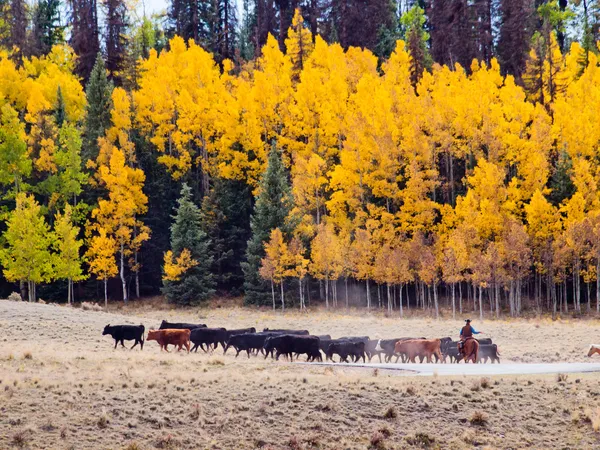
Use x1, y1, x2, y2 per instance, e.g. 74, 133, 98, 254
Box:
441, 340, 462, 363
477, 338, 493, 345
225, 328, 256, 340
264, 335, 321, 362
326, 341, 366, 363
316, 334, 332, 340
159, 320, 206, 330
102, 324, 145, 350
190, 327, 228, 352
339, 336, 369, 344
478, 344, 500, 363
224, 332, 279, 357
262, 328, 310, 335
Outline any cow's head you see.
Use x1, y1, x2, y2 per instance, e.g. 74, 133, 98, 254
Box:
147, 330, 159, 341
102, 324, 111, 335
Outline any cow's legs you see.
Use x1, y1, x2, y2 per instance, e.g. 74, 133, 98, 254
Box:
131, 340, 139, 350
114, 339, 118, 349
120, 339, 125, 348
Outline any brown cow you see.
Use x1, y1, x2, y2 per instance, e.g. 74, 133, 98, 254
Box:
394, 339, 443, 363
147, 329, 190, 352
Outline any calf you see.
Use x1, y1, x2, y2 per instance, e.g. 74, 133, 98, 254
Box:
147, 329, 190, 352
263, 328, 309, 335
102, 324, 145, 350
159, 320, 206, 330
478, 344, 500, 363
264, 335, 322, 362
190, 327, 228, 352
326, 341, 366, 363
441, 341, 463, 363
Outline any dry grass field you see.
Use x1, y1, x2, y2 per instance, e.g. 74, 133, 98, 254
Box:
1, 299, 600, 449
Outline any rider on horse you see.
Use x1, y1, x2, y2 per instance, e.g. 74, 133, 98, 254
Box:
459, 319, 482, 351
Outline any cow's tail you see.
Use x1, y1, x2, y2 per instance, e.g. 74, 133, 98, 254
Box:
140, 324, 145, 342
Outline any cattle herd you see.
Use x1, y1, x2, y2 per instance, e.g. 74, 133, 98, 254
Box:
102, 320, 501, 364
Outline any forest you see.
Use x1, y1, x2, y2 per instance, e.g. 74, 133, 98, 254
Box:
0, 0, 599, 318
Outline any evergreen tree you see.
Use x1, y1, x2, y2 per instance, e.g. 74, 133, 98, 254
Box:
9, 0, 28, 59
83, 54, 113, 165
104, 0, 128, 83
497, 0, 535, 79
400, 5, 432, 87
548, 151, 575, 206
201, 178, 252, 295
54, 86, 66, 128
31, 0, 64, 56
162, 183, 215, 305
68, 0, 100, 81
242, 143, 292, 305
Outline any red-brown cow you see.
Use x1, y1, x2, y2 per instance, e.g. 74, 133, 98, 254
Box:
394, 339, 443, 363
147, 329, 190, 352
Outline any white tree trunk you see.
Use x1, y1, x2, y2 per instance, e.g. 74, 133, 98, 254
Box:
120, 244, 128, 303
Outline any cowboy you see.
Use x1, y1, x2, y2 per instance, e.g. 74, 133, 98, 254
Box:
459, 319, 482, 351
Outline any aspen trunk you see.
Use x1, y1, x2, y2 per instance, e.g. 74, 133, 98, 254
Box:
120, 244, 127, 303
104, 279, 108, 309
280, 281, 285, 311
271, 280, 275, 310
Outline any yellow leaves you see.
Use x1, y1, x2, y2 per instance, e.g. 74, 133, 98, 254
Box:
86, 228, 118, 281
285, 8, 314, 77
310, 222, 343, 281
260, 228, 290, 283
163, 248, 198, 281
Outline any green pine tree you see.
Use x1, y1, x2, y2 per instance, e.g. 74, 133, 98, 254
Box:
201, 177, 252, 295
242, 143, 292, 305
54, 86, 66, 128
162, 183, 215, 305
82, 53, 113, 164
401, 5, 433, 87
549, 150, 576, 206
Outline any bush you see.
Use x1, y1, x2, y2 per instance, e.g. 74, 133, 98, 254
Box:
405, 433, 435, 448
7, 292, 22, 302
469, 411, 488, 426
369, 431, 386, 449
383, 406, 397, 419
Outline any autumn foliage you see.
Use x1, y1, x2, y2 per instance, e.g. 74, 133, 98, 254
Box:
1, 10, 600, 317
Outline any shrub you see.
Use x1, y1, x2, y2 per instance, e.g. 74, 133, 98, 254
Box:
369, 431, 386, 449
405, 433, 435, 448
383, 406, 397, 419
469, 411, 488, 426
7, 292, 22, 302
557, 373, 568, 383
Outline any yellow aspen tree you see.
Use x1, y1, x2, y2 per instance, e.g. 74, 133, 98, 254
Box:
53, 204, 86, 304
86, 228, 118, 308
259, 228, 289, 310
286, 236, 309, 309
350, 228, 375, 309
310, 222, 342, 309
284, 8, 314, 79
163, 249, 198, 281
88, 149, 150, 303
1, 193, 53, 302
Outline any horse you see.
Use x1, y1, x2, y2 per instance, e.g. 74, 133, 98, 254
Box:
458, 338, 479, 363
587, 345, 600, 357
